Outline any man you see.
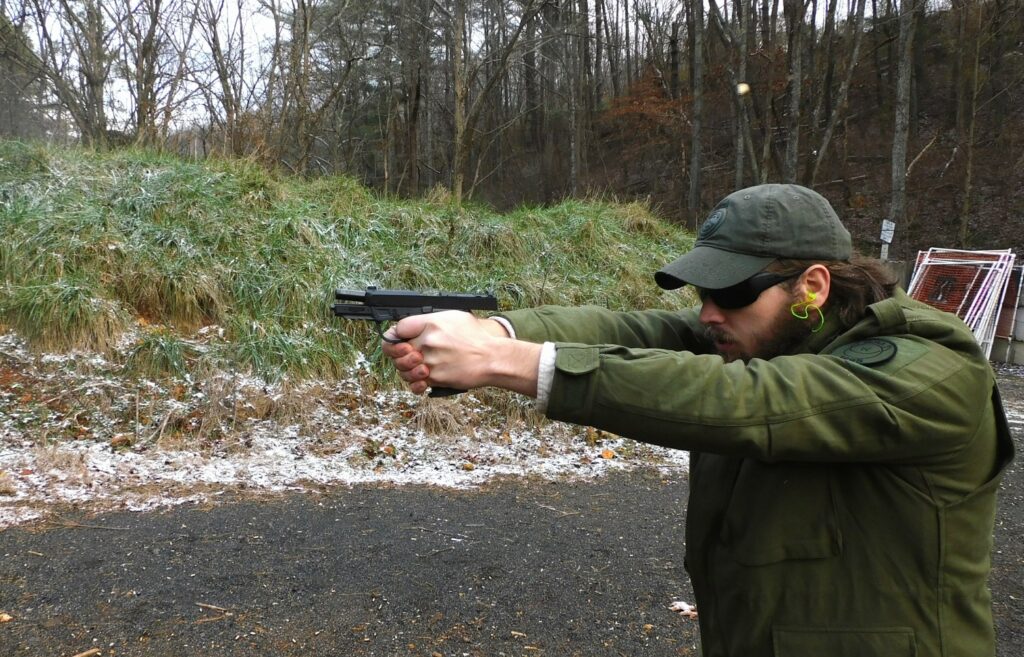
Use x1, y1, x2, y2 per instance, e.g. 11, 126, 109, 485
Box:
383, 184, 1014, 657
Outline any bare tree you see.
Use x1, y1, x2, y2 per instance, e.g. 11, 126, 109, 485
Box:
119, 0, 164, 144
195, 0, 257, 155
395, 0, 433, 195
757, 0, 781, 182
956, 0, 986, 247
598, 0, 621, 98
707, 0, 760, 186
157, 5, 200, 141
115, 0, 198, 146
806, 0, 867, 185
687, 0, 704, 223
448, 0, 541, 207
888, 0, 920, 253
782, 0, 807, 182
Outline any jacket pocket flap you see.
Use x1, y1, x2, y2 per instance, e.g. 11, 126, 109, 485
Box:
773, 626, 916, 656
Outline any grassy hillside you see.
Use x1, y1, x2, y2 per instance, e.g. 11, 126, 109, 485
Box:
0, 140, 696, 389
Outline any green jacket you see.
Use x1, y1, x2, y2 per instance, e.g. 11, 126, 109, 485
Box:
501, 289, 1014, 657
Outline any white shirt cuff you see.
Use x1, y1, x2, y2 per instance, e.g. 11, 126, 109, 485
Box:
535, 342, 557, 413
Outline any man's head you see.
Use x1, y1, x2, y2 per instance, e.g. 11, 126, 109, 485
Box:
655, 185, 884, 362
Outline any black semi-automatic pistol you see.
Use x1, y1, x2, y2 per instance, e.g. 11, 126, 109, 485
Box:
332, 286, 498, 397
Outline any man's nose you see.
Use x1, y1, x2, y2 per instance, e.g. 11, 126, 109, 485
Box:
699, 297, 726, 325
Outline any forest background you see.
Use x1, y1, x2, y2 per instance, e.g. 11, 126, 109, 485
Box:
1, 0, 1023, 260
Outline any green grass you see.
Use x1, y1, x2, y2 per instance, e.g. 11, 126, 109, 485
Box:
0, 139, 697, 384
124, 326, 200, 378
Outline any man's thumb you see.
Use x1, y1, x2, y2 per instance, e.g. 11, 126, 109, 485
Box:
392, 314, 428, 342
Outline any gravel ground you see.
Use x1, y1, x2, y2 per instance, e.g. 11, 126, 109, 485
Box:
0, 471, 699, 657
0, 367, 1020, 657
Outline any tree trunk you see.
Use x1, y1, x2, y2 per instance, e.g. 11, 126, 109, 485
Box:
688, 0, 705, 226
707, 0, 759, 185
523, 14, 540, 148
782, 0, 805, 182
594, 0, 604, 105
602, 0, 621, 98
669, 21, 680, 100
452, 0, 539, 206
888, 0, 919, 256
624, 0, 633, 88
452, 0, 468, 207
957, 2, 983, 247
808, 0, 867, 185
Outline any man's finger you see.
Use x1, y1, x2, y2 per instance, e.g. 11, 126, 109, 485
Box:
391, 350, 424, 373
382, 338, 414, 359
382, 326, 402, 343
392, 314, 429, 342
398, 365, 430, 383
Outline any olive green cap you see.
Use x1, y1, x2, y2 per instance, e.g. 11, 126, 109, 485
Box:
655, 184, 852, 290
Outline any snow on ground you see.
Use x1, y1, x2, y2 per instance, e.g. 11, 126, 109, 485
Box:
0, 416, 690, 529
5, 337, 1020, 532
996, 363, 1024, 428
0, 332, 689, 528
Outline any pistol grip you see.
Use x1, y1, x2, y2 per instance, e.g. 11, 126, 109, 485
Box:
428, 386, 464, 398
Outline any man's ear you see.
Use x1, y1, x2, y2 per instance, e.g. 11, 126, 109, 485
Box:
799, 264, 831, 307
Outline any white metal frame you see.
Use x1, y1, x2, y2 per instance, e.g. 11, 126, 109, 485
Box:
907, 248, 1017, 359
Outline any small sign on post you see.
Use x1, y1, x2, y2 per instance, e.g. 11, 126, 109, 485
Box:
880, 219, 896, 261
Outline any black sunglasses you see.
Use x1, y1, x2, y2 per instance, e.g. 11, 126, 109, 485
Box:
697, 271, 801, 310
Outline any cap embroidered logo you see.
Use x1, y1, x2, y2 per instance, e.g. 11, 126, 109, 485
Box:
698, 209, 726, 241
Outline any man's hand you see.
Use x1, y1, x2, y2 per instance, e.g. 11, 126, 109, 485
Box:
382, 312, 541, 397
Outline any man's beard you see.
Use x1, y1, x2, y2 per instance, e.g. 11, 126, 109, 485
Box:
704, 301, 813, 363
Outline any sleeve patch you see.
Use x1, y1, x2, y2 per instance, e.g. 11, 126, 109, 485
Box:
830, 338, 898, 366
554, 345, 601, 374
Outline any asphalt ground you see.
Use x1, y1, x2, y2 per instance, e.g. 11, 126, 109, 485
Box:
0, 471, 698, 657
1, 370, 1022, 657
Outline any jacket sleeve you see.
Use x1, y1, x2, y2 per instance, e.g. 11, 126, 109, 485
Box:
499, 305, 713, 353
541, 332, 993, 466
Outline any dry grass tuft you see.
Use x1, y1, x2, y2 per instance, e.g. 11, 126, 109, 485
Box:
32, 446, 90, 482
469, 388, 547, 430
412, 396, 466, 436
0, 471, 16, 496
618, 201, 665, 236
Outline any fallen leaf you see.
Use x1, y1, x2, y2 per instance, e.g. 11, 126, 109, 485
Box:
669, 599, 698, 619
111, 434, 133, 448
601, 449, 616, 459
0, 612, 13, 623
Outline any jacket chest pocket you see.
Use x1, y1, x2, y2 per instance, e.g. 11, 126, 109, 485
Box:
720, 460, 841, 566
